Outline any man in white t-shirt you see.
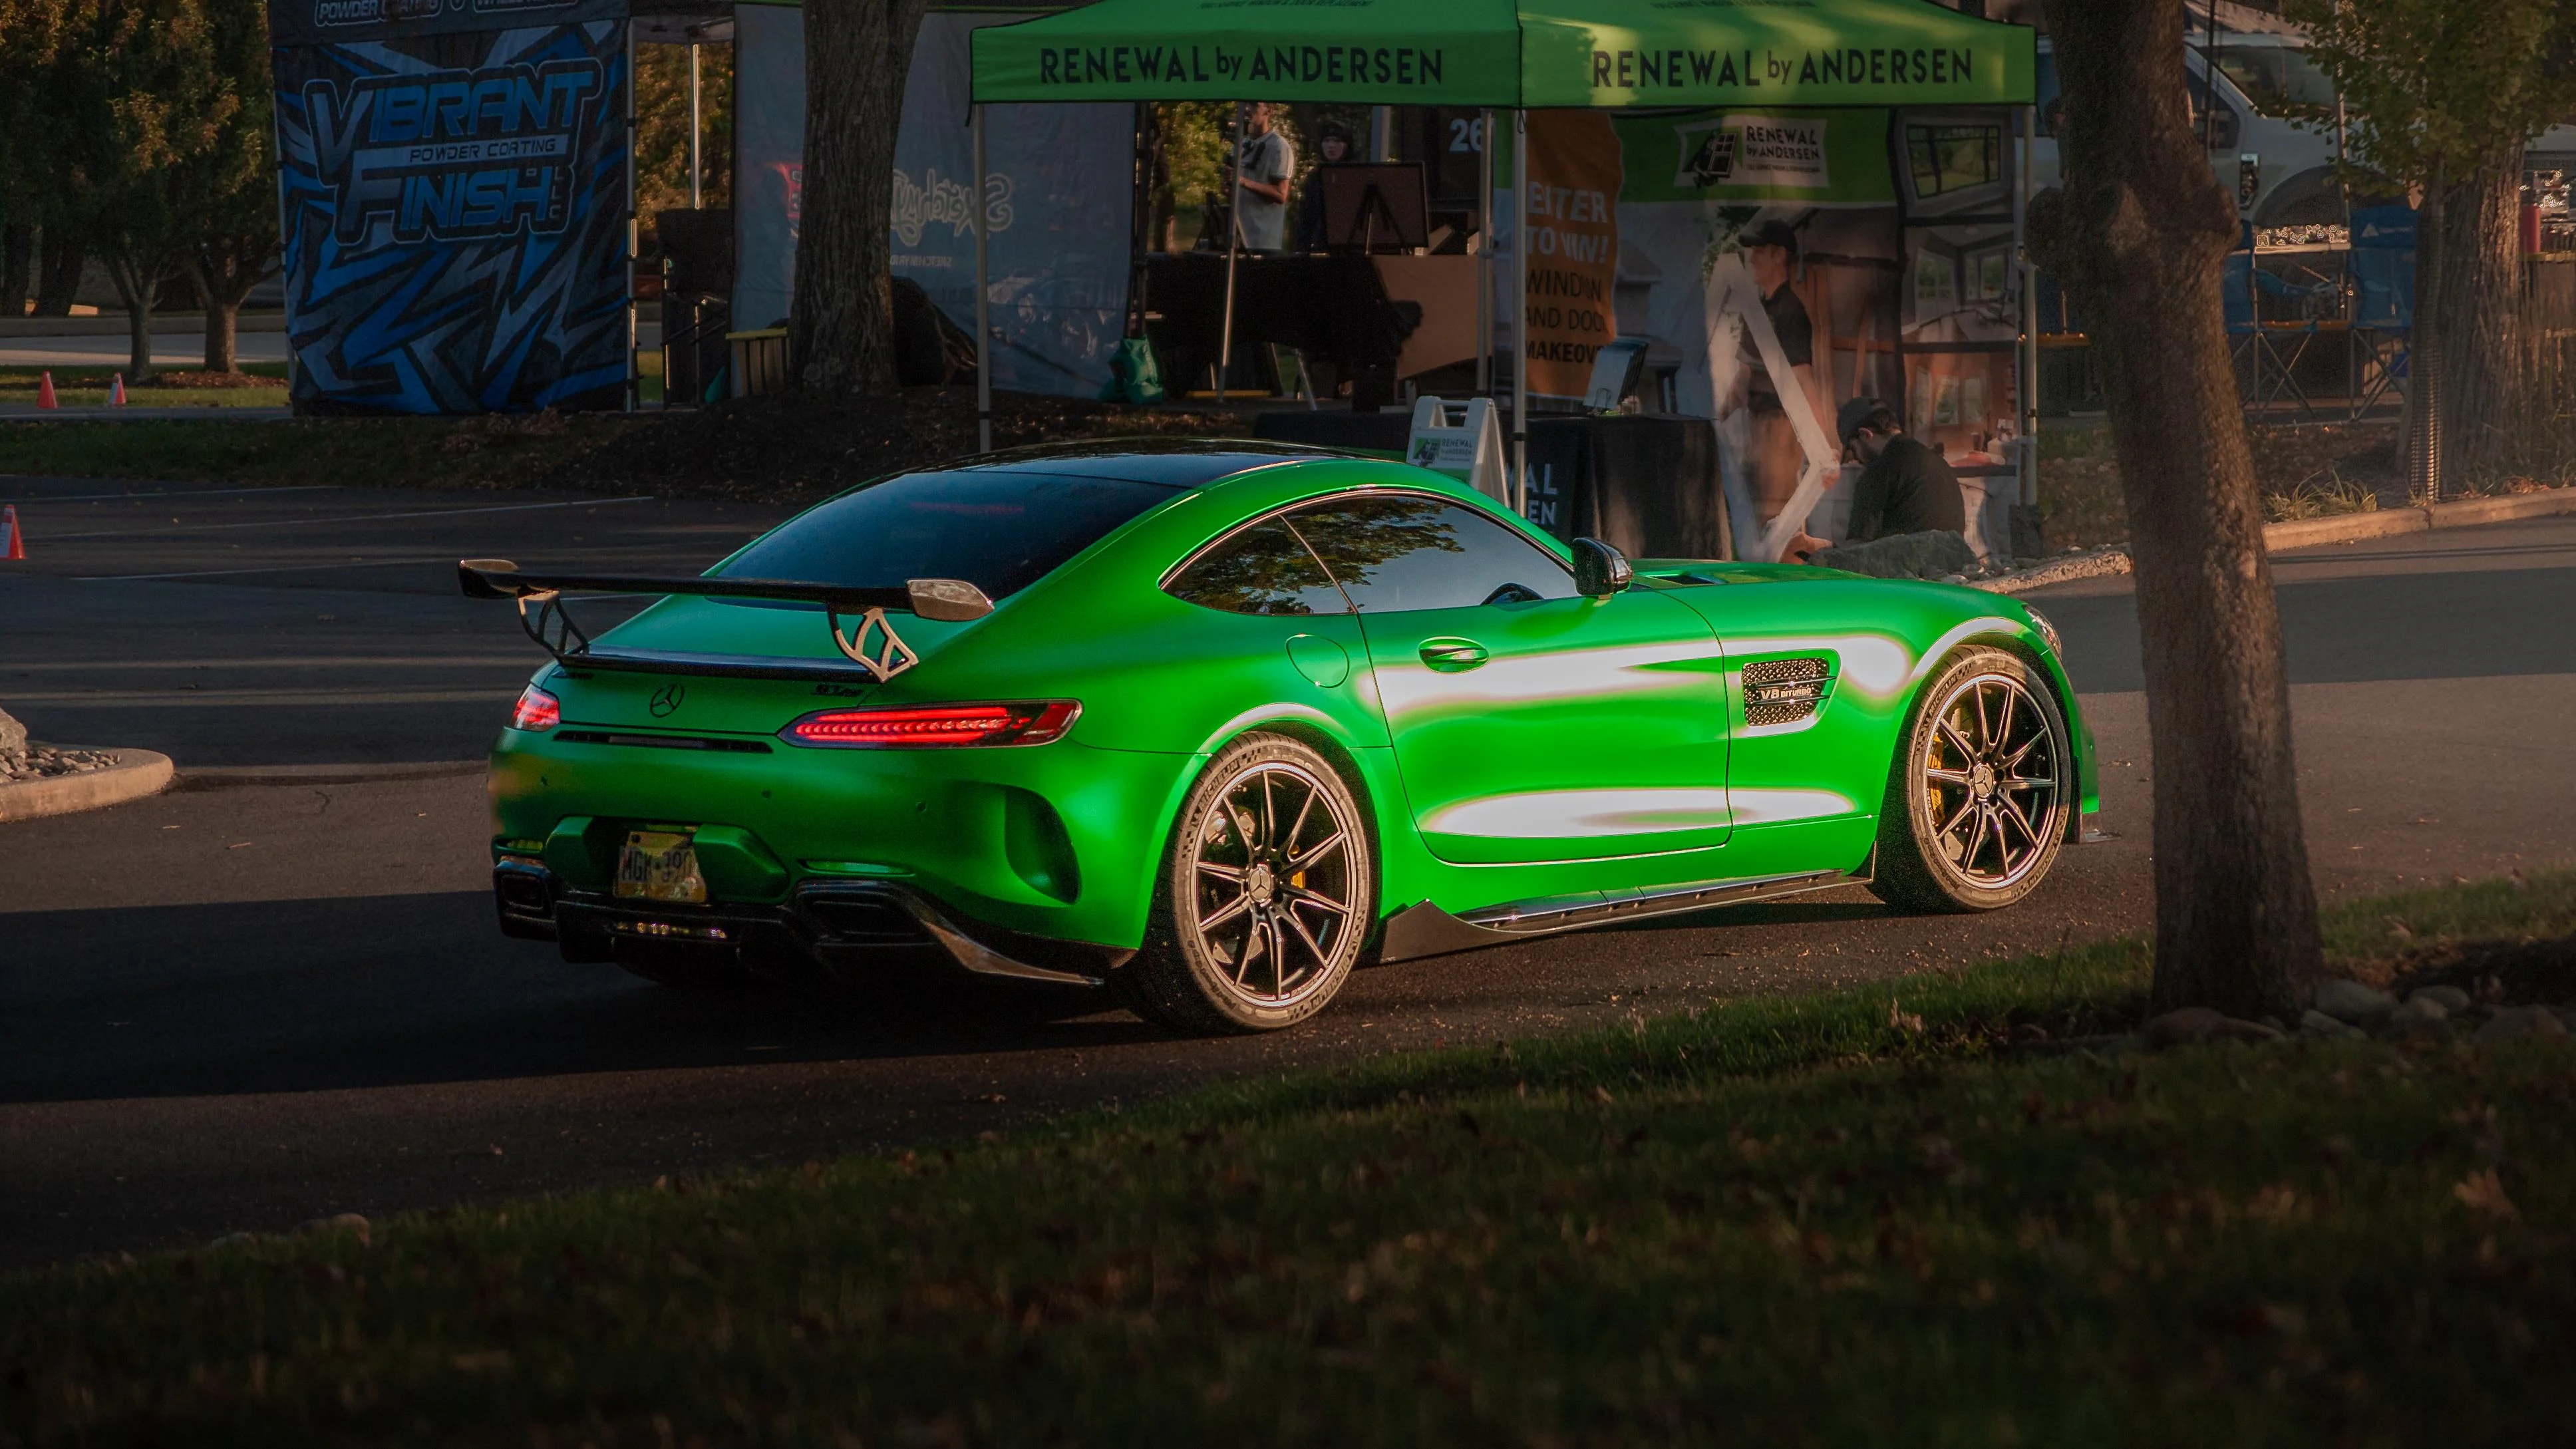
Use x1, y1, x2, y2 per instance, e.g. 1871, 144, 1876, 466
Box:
1233, 102, 1295, 253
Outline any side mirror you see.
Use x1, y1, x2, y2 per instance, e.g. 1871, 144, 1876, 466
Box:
1571, 537, 1633, 597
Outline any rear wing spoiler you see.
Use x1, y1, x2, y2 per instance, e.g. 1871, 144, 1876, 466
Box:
456, 559, 994, 684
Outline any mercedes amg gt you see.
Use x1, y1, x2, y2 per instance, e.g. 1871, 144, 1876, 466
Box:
464, 441, 2093, 1033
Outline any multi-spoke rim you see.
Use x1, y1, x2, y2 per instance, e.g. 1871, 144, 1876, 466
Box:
1186, 761, 1358, 1007
1919, 672, 2064, 891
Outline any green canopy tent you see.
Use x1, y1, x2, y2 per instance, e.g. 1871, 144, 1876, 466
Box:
968, 0, 2036, 532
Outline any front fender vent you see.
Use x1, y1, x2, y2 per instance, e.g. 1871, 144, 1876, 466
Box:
1742, 657, 1832, 726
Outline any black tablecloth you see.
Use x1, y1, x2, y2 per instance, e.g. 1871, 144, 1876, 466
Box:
1145, 253, 1414, 392
1528, 416, 1727, 562
1252, 408, 1728, 561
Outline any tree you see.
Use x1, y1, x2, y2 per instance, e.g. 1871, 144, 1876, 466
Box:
787, 0, 930, 398
2287, 0, 2576, 488
2030, 0, 2323, 1021
0, 0, 68, 318
49, 0, 219, 382
171, 0, 278, 375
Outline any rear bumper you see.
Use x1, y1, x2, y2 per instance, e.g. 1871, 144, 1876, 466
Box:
492, 859, 1130, 987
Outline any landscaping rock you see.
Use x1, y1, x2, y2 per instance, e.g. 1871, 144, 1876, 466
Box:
0, 706, 23, 756
1810, 529, 1980, 581
2474, 1006, 2570, 1045
2408, 985, 2472, 1013
299, 1211, 372, 1243
2313, 979, 2398, 1025
2299, 1009, 2364, 1040
2386, 995, 2451, 1034
2145, 1008, 2285, 1050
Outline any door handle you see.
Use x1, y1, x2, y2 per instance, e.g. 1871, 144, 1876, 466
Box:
1418, 638, 1490, 673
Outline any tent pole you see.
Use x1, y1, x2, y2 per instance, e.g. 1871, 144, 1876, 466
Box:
1512, 108, 1528, 516
974, 102, 992, 453
1216, 101, 1244, 397
2017, 103, 2037, 510
1477, 106, 1493, 399
687, 41, 702, 208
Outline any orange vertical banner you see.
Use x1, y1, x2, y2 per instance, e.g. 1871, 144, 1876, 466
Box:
1522, 110, 1623, 399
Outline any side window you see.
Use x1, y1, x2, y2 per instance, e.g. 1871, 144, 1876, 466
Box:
1287, 496, 1576, 613
1166, 518, 1349, 615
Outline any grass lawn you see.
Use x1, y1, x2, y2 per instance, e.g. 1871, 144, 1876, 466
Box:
6, 870, 2574, 1446
0, 362, 290, 411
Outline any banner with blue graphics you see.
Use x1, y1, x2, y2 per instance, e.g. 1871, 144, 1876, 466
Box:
271, 17, 630, 413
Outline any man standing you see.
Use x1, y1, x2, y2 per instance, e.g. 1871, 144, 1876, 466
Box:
1718, 218, 1821, 550
1233, 102, 1296, 254
1840, 401, 1968, 544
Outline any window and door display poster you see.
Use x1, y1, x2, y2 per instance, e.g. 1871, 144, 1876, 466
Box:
731, 7, 1133, 397
270, 0, 632, 414
1518, 110, 1623, 400
1501, 104, 2020, 553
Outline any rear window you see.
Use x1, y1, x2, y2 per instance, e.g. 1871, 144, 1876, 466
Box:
717, 469, 1178, 599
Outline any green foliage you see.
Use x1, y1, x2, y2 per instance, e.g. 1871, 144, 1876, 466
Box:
635, 39, 733, 234
5, 874, 2575, 1443
2285, 0, 2576, 183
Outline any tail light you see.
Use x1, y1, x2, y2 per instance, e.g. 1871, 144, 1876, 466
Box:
509, 685, 561, 732
781, 701, 1079, 748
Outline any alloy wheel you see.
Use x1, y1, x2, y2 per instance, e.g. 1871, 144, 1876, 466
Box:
1186, 760, 1358, 1007
1918, 672, 2064, 890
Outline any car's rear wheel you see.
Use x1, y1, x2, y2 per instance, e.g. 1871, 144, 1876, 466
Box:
1118, 733, 1375, 1034
1870, 647, 2072, 913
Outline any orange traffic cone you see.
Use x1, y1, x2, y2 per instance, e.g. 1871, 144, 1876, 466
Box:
35, 372, 57, 409
2, 506, 23, 562
110, 373, 126, 406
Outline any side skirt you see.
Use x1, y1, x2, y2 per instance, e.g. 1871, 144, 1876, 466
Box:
1375, 856, 1875, 965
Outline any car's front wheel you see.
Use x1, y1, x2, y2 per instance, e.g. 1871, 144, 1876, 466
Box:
1870, 647, 2072, 913
1118, 732, 1376, 1034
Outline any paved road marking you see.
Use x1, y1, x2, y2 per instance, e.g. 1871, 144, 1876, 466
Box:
5, 655, 537, 671
9, 687, 520, 707
80, 555, 498, 581
0, 484, 347, 504
37, 494, 657, 543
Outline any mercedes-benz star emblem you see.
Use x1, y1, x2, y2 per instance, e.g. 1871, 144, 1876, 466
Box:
649, 683, 686, 717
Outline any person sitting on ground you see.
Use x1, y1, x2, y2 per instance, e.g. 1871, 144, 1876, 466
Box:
1839, 401, 1967, 545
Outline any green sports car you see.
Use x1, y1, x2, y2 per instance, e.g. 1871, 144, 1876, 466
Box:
464, 441, 2094, 1033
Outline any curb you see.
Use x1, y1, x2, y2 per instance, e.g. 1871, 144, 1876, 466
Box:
2259, 485, 2576, 553
1978, 485, 2576, 593
0, 747, 174, 824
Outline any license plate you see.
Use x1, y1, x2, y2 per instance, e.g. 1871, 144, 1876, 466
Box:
615, 830, 707, 903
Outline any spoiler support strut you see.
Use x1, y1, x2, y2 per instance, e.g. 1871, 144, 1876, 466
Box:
458, 560, 996, 684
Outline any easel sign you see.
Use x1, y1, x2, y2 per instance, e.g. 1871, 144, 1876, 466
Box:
1406, 396, 1510, 505
1319, 163, 1430, 253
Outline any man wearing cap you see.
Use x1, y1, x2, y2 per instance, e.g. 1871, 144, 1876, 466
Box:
1720, 219, 1820, 548
1837, 399, 1967, 544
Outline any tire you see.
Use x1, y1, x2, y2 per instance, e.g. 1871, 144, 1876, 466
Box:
1116, 732, 1376, 1034
1869, 647, 2073, 913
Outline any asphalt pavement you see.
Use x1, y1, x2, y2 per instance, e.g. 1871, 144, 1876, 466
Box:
3, 476, 2571, 1267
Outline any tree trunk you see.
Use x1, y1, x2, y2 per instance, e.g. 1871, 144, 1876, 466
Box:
787, 0, 929, 398
1, 223, 30, 317
2419, 148, 2527, 486
182, 249, 255, 374
33, 229, 82, 318
98, 247, 160, 383
2032, 0, 2323, 1021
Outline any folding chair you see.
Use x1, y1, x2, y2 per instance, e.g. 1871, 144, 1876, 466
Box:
2346, 204, 2416, 420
